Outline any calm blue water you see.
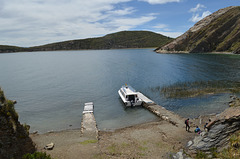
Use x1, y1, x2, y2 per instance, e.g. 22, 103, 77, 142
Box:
0, 49, 239, 133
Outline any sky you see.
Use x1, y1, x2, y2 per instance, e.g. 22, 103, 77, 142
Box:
0, 0, 239, 47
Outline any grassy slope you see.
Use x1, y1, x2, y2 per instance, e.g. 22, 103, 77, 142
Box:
0, 45, 27, 53
156, 6, 240, 53
189, 6, 240, 53
29, 31, 172, 51
0, 31, 172, 53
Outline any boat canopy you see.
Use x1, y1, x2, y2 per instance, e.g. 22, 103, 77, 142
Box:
121, 85, 138, 95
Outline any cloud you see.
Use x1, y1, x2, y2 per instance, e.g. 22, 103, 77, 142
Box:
189, 4, 206, 13
157, 31, 183, 38
189, 4, 211, 23
190, 11, 211, 23
139, 0, 180, 5
152, 23, 182, 38
106, 7, 136, 16
107, 16, 156, 30
153, 24, 168, 29
0, 0, 157, 47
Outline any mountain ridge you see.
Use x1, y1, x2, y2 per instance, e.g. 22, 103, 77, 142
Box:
155, 6, 240, 54
0, 31, 172, 53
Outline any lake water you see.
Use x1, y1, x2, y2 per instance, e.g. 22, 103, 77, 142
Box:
0, 49, 239, 133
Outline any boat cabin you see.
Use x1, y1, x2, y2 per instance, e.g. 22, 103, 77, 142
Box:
118, 85, 142, 106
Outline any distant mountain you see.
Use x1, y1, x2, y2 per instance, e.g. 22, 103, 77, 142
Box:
0, 31, 172, 53
29, 31, 172, 51
155, 6, 240, 54
0, 45, 28, 53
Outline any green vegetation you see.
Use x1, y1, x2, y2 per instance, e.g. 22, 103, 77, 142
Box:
153, 80, 240, 98
107, 144, 120, 155
190, 6, 240, 53
0, 88, 6, 103
217, 132, 240, 159
0, 45, 27, 53
0, 87, 19, 121
22, 152, 52, 159
30, 31, 172, 51
156, 6, 240, 53
195, 132, 240, 159
79, 139, 98, 145
23, 123, 31, 135
0, 31, 173, 53
196, 151, 208, 159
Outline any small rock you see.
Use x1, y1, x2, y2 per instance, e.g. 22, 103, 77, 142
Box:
44, 142, 54, 150
32, 131, 38, 134
187, 141, 193, 147
175, 151, 183, 159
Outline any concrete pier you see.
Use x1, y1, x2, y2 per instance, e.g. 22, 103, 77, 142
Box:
81, 102, 98, 139
138, 92, 184, 127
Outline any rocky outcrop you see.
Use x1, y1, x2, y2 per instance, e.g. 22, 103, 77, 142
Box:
229, 95, 240, 107
155, 6, 240, 54
188, 105, 240, 152
170, 149, 192, 159
0, 88, 35, 159
233, 47, 240, 54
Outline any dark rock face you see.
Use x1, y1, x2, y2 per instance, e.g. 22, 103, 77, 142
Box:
233, 47, 240, 54
0, 88, 35, 159
0, 116, 36, 159
155, 6, 240, 54
188, 106, 240, 151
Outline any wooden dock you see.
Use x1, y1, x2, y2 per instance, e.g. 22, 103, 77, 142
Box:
138, 92, 184, 127
81, 102, 98, 139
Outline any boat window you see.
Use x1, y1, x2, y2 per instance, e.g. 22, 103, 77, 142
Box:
121, 90, 125, 97
128, 95, 135, 102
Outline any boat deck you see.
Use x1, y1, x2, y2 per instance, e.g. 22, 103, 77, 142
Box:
137, 92, 154, 104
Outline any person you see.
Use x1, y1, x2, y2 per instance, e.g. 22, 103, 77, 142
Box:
185, 118, 190, 132
204, 119, 211, 132
195, 126, 201, 134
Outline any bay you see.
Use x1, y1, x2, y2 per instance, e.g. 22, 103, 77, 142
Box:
0, 49, 239, 133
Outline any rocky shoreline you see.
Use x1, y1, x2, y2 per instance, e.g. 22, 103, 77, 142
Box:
30, 96, 240, 159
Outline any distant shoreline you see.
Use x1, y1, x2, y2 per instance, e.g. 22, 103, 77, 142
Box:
0, 48, 238, 55
156, 50, 236, 55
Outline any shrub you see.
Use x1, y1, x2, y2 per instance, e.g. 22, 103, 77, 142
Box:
196, 151, 207, 159
0, 88, 6, 103
22, 152, 52, 159
23, 123, 30, 135
6, 100, 19, 120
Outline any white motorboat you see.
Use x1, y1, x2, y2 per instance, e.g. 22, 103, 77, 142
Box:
118, 84, 143, 106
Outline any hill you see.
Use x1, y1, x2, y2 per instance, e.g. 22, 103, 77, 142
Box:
29, 31, 172, 51
0, 45, 28, 53
0, 31, 172, 53
155, 6, 240, 54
